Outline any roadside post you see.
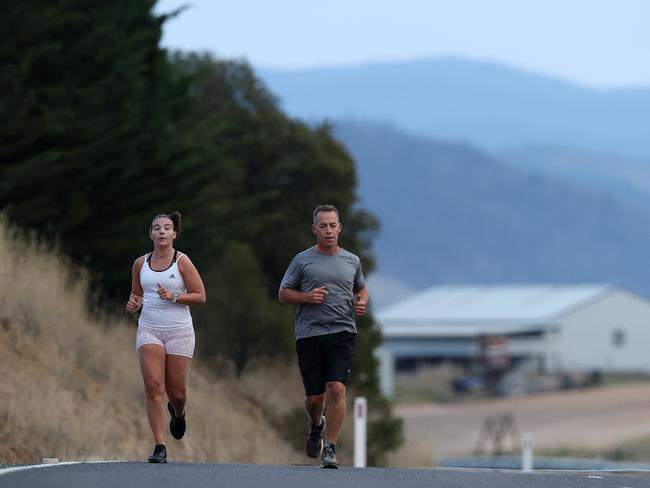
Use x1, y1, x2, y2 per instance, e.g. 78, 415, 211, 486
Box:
354, 397, 367, 467
521, 432, 534, 472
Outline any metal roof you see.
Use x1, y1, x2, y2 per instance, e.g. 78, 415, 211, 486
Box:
376, 285, 613, 323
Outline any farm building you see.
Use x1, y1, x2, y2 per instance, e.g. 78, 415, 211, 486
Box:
375, 285, 650, 397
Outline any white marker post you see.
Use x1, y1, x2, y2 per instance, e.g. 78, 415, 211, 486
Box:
521, 432, 534, 472
354, 396, 367, 467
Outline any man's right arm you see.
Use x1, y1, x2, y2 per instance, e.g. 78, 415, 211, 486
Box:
279, 287, 305, 304
279, 287, 327, 305
280, 255, 327, 305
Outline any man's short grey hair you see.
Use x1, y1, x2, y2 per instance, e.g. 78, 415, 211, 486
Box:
312, 204, 340, 224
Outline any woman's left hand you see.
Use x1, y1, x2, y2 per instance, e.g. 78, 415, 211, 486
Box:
157, 282, 173, 301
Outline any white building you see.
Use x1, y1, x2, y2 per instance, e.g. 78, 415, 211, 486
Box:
375, 285, 650, 397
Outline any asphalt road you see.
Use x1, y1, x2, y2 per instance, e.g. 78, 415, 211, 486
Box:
2, 462, 650, 488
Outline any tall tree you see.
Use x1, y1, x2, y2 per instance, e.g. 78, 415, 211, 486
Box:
0, 1, 182, 295
167, 54, 377, 286
195, 242, 293, 377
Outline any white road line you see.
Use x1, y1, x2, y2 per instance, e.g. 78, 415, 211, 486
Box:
0, 462, 81, 476
0, 460, 126, 477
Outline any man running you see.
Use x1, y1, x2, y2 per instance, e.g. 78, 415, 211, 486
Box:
279, 204, 368, 469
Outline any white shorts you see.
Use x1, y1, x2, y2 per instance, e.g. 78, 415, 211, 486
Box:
136, 325, 195, 358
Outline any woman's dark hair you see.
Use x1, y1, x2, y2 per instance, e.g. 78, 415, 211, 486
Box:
150, 211, 182, 239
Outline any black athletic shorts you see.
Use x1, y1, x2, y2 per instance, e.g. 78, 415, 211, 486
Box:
296, 330, 357, 396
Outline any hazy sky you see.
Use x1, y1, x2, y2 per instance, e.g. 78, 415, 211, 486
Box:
156, 0, 649, 88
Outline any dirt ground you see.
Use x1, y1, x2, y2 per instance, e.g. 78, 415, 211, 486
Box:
388, 382, 650, 467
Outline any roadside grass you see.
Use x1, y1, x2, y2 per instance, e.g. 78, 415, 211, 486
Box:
540, 436, 650, 462
394, 364, 472, 404
393, 365, 650, 405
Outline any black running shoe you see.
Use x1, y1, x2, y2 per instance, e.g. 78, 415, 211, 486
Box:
306, 415, 325, 458
168, 402, 186, 440
147, 444, 167, 464
320, 443, 339, 469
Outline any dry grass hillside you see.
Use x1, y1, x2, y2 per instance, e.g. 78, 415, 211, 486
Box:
0, 216, 306, 464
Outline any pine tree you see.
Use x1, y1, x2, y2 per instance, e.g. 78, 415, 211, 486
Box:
0, 1, 182, 294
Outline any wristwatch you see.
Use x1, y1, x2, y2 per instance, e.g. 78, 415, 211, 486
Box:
172, 291, 180, 303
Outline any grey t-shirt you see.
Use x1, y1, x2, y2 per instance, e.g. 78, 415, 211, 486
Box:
280, 246, 367, 340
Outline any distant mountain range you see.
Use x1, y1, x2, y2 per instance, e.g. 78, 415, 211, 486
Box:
257, 57, 650, 305
500, 146, 650, 210
334, 122, 650, 301
259, 57, 650, 159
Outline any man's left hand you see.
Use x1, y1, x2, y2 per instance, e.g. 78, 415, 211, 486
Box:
355, 295, 366, 316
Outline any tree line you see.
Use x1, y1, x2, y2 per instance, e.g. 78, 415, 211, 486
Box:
0, 0, 401, 463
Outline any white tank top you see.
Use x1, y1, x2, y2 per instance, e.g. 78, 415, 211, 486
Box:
138, 251, 193, 330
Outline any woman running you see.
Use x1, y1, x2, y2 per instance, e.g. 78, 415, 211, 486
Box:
126, 211, 206, 463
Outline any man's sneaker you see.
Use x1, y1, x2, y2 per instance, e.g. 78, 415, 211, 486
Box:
168, 402, 186, 440
147, 444, 167, 464
320, 443, 339, 469
306, 415, 326, 458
